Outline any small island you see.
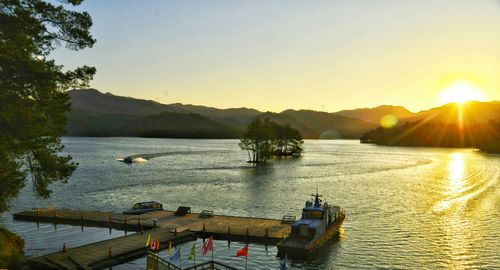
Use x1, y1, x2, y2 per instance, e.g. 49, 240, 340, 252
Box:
239, 118, 304, 163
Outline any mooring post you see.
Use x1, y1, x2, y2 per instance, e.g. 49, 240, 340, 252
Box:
36, 208, 39, 216
265, 227, 269, 237
174, 227, 177, 236
246, 227, 249, 237
202, 223, 206, 231
153, 219, 157, 230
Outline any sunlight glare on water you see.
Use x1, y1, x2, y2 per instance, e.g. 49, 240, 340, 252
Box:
1, 138, 499, 269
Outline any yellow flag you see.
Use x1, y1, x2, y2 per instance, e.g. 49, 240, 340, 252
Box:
145, 234, 151, 247
168, 241, 172, 256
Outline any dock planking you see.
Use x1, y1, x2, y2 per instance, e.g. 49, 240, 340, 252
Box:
13, 208, 166, 231
28, 229, 196, 270
15, 208, 292, 269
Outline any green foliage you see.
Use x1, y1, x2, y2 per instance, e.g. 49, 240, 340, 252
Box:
0, 226, 25, 269
0, 0, 95, 212
239, 118, 304, 163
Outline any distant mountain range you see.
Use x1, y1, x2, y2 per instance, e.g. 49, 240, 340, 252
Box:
65, 89, 500, 140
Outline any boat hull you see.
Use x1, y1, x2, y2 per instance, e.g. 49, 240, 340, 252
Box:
277, 213, 345, 259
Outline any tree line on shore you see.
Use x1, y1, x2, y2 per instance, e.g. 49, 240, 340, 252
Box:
239, 118, 304, 163
360, 119, 500, 153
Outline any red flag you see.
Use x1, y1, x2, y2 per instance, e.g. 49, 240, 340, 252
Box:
149, 238, 154, 250
236, 244, 248, 257
155, 239, 160, 251
202, 236, 213, 255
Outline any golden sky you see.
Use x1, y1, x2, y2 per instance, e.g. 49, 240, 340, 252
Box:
53, 0, 500, 112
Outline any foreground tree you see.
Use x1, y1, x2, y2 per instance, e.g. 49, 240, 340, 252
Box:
0, 0, 95, 213
239, 118, 303, 163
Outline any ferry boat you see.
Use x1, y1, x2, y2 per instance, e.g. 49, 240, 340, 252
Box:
277, 190, 345, 259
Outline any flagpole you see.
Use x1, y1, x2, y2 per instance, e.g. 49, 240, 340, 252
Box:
245, 255, 248, 270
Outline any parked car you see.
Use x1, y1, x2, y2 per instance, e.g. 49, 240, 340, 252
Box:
122, 201, 163, 215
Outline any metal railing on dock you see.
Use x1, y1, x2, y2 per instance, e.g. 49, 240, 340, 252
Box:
146, 251, 238, 270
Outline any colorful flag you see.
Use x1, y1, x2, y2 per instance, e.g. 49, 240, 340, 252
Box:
188, 244, 196, 260
149, 238, 154, 250
202, 236, 213, 256
235, 244, 248, 257
169, 247, 180, 261
145, 234, 151, 247
155, 239, 160, 251
280, 253, 287, 270
168, 241, 173, 256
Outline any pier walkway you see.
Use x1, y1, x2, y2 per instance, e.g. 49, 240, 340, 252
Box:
14, 208, 292, 269
28, 229, 196, 270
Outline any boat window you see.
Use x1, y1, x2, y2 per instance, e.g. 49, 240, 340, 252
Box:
304, 210, 323, 219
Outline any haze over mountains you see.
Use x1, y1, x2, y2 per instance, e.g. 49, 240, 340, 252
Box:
66, 89, 500, 140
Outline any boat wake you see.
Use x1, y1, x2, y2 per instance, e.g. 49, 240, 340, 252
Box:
117, 150, 212, 164
432, 156, 499, 213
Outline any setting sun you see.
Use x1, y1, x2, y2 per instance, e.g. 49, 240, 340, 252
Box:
438, 82, 486, 105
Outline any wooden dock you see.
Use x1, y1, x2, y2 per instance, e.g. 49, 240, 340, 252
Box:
28, 229, 196, 270
15, 208, 292, 269
13, 208, 160, 231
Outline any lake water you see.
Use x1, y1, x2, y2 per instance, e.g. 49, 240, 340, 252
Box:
1, 138, 499, 269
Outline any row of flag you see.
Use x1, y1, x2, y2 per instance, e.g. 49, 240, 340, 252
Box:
145, 234, 287, 269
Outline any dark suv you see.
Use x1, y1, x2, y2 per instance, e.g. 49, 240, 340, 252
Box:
122, 201, 163, 215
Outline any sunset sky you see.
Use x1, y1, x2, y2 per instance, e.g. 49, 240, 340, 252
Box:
52, 0, 500, 113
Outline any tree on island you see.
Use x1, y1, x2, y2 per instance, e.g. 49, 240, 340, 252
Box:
239, 118, 303, 163
0, 0, 94, 266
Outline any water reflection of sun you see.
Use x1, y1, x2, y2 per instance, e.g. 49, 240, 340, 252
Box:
433, 153, 465, 212
448, 153, 465, 196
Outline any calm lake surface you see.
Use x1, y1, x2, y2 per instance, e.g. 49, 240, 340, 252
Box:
2, 138, 499, 269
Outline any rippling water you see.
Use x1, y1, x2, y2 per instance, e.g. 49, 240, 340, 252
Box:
1, 138, 499, 269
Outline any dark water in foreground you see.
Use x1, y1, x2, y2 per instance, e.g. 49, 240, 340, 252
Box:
1, 138, 499, 269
